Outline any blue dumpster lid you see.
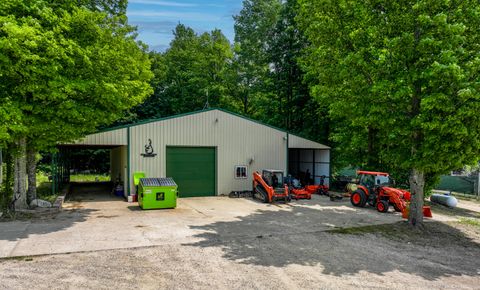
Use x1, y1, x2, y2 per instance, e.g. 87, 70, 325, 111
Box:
140, 178, 177, 187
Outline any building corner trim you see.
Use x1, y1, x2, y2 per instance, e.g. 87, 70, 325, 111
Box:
127, 127, 131, 196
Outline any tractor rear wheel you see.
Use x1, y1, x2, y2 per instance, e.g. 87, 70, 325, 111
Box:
376, 200, 389, 213
350, 190, 367, 207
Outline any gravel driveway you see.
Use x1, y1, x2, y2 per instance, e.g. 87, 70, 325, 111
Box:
0, 184, 479, 289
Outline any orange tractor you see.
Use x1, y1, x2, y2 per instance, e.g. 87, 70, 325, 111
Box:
288, 175, 329, 200
349, 170, 431, 217
253, 170, 290, 203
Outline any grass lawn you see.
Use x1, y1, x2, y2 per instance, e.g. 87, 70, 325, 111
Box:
36, 172, 56, 204
34, 173, 110, 204
70, 174, 110, 182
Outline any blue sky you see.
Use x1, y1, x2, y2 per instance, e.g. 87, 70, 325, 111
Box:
127, 0, 243, 51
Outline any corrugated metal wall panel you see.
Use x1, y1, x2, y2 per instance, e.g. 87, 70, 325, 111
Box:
129, 110, 288, 195
289, 134, 330, 149
75, 129, 128, 146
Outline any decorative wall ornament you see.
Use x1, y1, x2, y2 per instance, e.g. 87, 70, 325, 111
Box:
141, 139, 157, 157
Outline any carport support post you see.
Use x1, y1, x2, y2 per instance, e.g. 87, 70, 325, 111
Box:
51, 153, 57, 195
312, 149, 316, 184
286, 133, 289, 176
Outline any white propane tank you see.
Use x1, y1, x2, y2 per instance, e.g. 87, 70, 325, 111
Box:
430, 194, 458, 208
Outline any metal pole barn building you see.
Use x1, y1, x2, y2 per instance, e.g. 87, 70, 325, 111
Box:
62, 108, 330, 198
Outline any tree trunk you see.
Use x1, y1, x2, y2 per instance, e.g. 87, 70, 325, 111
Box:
26, 145, 37, 204
243, 91, 249, 114
408, 168, 425, 227
13, 138, 27, 210
2, 147, 14, 212
367, 126, 378, 168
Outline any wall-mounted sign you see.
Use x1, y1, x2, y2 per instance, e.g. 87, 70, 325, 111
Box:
141, 139, 157, 157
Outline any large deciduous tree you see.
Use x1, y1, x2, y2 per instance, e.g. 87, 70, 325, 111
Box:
0, 0, 153, 209
298, 0, 480, 226
133, 24, 234, 120
233, 0, 282, 114
265, 0, 328, 142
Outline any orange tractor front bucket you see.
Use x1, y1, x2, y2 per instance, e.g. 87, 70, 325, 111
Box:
402, 206, 432, 219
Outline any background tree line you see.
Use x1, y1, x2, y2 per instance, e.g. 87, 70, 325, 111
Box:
123, 0, 328, 145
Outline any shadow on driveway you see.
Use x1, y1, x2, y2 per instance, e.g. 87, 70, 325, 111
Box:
184, 205, 480, 280
0, 182, 119, 243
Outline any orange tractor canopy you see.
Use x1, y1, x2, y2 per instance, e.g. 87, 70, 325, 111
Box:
253, 170, 290, 203
350, 170, 431, 217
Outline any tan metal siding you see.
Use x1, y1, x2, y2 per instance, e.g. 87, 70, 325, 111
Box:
75, 129, 127, 146
289, 134, 330, 149
129, 110, 287, 195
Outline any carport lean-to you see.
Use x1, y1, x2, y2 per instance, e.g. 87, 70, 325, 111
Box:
57, 108, 330, 198
51, 145, 127, 195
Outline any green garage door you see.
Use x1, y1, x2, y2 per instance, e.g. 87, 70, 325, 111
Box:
166, 147, 216, 197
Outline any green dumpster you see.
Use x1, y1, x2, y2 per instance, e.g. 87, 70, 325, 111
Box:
138, 178, 178, 209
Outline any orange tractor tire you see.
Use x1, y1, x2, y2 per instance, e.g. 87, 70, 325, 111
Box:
376, 200, 389, 213
350, 190, 367, 207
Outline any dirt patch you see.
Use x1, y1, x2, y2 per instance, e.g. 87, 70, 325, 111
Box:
328, 220, 480, 247
429, 201, 480, 218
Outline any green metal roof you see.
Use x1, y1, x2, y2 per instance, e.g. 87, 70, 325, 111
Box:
96, 107, 328, 148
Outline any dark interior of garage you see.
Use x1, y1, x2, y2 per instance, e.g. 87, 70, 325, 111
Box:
288, 148, 330, 186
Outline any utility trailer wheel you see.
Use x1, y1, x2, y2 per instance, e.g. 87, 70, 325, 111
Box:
376, 200, 389, 213
350, 190, 367, 207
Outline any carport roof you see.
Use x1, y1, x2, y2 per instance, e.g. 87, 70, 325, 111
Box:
77, 108, 330, 149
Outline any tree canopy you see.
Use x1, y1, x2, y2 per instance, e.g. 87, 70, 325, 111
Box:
131, 24, 234, 120
117, 0, 325, 145
0, 0, 152, 148
298, 0, 480, 225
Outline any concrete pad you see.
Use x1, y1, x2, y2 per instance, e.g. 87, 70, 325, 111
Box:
0, 185, 405, 258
